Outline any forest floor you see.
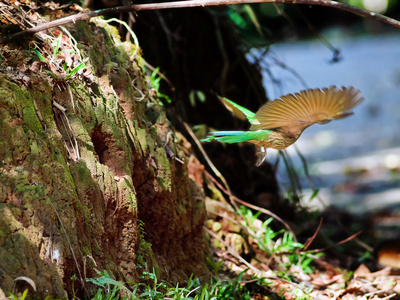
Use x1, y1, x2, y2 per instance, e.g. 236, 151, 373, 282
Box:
204, 184, 400, 299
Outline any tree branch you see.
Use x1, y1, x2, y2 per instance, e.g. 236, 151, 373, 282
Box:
1, 0, 399, 44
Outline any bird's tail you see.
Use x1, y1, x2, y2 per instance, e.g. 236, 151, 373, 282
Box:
201, 131, 250, 144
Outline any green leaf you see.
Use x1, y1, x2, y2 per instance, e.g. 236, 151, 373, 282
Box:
150, 68, 162, 89
228, 8, 248, 29
196, 90, 206, 102
45, 69, 57, 79
308, 189, 320, 201
54, 32, 63, 57
86, 276, 121, 288
65, 58, 88, 80
243, 5, 264, 37
33, 49, 46, 62
20, 289, 28, 300
189, 90, 196, 107
158, 92, 172, 104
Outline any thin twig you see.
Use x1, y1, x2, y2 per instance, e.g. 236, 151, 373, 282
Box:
67, 84, 76, 113
299, 231, 362, 254
185, 286, 201, 299
131, 77, 146, 102
1, 0, 400, 44
302, 218, 322, 251
183, 122, 240, 211
53, 100, 80, 160
49, 202, 86, 290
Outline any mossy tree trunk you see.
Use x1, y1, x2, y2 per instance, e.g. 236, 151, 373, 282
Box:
0, 18, 209, 299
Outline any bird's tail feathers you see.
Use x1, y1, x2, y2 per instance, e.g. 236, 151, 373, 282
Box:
210, 131, 245, 136
201, 131, 249, 144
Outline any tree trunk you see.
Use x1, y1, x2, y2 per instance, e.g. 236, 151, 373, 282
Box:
0, 18, 209, 299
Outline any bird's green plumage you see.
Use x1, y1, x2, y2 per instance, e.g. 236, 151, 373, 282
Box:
200, 98, 268, 144
221, 97, 256, 122
201, 130, 273, 144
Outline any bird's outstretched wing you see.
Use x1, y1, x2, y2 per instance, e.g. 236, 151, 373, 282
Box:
219, 96, 256, 123
250, 86, 363, 135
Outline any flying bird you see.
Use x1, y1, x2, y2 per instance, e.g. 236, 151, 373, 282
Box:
202, 86, 363, 166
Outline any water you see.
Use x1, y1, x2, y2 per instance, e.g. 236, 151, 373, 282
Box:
249, 33, 400, 214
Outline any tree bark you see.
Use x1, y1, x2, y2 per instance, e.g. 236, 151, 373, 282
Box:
0, 19, 209, 299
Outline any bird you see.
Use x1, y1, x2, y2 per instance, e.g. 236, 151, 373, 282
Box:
202, 86, 363, 166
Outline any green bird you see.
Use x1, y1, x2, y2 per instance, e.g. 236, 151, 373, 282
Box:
202, 86, 363, 166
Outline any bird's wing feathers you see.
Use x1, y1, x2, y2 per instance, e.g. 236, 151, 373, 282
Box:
250, 86, 363, 135
219, 96, 256, 122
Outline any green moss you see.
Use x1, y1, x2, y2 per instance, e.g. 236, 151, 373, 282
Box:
135, 127, 148, 155
92, 238, 102, 256
6, 80, 42, 130
120, 178, 137, 215
73, 197, 84, 213
0, 77, 19, 110
73, 198, 93, 234
30, 140, 40, 156
15, 179, 46, 205
31, 89, 53, 121
81, 246, 92, 256
15, 176, 29, 193
70, 159, 94, 194
0, 246, 21, 274
1, 141, 11, 164
154, 147, 172, 191
96, 18, 121, 44
0, 87, 14, 107
69, 161, 97, 233
22, 106, 44, 135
